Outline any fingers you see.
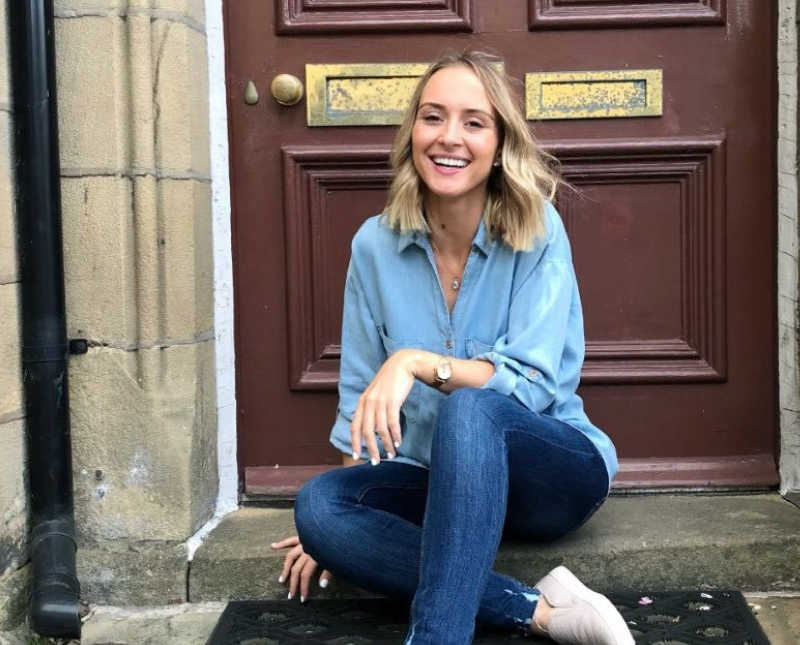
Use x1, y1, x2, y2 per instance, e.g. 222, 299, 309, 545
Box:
375, 404, 394, 459
353, 392, 399, 465
270, 535, 300, 550
319, 569, 333, 589
299, 556, 318, 601
279, 544, 304, 585
350, 400, 364, 461
361, 397, 380, 465
276, 539, 332, 603
289, 552, 316, 601
388, 404, 402, 451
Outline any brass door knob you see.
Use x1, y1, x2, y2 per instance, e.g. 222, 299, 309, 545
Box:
271, 74, 304, 106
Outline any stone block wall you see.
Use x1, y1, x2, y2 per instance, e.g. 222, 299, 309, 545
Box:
0, 0, 30, 632
52, 0, 218, 603
0, 0, 220, 622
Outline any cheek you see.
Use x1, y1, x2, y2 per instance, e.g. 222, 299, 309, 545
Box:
411, 127, 429, 155
410, 134, 429, 172
484, 137, 500, 162
410, 140, 423, 166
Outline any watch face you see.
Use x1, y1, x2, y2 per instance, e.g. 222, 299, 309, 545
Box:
437, 360, 452, 380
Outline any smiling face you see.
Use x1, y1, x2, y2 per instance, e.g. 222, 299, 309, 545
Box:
411, 65, 500, 208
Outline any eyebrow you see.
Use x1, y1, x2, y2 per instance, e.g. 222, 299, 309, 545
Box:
419, 102, 495, 120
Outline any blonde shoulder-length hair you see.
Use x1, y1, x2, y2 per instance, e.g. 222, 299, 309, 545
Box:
382, 50, 561, 252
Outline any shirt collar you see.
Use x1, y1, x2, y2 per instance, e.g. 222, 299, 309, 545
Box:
396, 211, 495, 256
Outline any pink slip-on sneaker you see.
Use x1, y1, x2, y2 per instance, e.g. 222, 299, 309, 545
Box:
534, 566, 635, 645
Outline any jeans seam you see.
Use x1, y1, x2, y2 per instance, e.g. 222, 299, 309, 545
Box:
473, 392, 595, 456
304, 479, 328, 559
504, 426, 598, 459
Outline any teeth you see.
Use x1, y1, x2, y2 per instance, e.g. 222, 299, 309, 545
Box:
433, 157, 468, 168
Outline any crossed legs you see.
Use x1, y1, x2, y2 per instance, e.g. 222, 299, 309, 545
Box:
295, 388, 609, 644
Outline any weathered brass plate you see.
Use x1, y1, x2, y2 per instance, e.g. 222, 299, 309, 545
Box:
306, 63, 431, 127
306, 62, 504, 126
526, 69, 662, 120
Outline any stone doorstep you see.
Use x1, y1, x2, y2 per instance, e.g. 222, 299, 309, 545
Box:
190, 494, 800, 602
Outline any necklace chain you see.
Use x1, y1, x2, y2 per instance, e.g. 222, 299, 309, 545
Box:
430, 238, 469, 291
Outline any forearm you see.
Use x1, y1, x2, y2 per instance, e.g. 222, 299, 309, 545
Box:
406, 349, 495, 393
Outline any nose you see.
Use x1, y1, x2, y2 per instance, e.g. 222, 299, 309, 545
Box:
437, 119, 460, 146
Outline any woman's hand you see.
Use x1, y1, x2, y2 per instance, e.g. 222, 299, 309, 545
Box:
271, 535, 333, 602
351, 349, 418, 464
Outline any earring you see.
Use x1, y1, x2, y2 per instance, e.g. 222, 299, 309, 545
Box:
493, 160, 501, 167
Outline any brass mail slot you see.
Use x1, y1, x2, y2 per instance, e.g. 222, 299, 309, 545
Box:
526, 70, 662, 120
306, 63, 431, 127
306, 61, 504, 127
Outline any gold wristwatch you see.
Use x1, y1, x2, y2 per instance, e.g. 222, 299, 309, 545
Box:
433, 357, 452, 388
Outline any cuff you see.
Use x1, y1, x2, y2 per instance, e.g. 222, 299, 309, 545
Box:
329, 410, 356, 457
475, 352, 519, 396
474, 351, 553, 413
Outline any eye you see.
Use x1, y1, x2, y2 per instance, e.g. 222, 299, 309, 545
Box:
421, 113, 441, 123
466, 120, 485, 129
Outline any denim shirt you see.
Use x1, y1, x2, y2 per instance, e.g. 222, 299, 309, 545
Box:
330, 202, 619, 486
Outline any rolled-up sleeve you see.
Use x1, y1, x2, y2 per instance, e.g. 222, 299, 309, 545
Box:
475, 258, 574, 414
329, 260, 385, 456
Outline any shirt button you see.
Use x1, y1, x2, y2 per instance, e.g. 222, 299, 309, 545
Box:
528, 369, 539, 379
445, 339, 453, 350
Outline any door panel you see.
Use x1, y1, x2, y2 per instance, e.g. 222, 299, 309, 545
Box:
225, 1, 777, 493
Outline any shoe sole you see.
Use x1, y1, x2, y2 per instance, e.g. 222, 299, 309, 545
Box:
545, 566, 634, 645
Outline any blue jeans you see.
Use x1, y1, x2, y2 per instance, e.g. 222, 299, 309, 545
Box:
294, 388, 609, 645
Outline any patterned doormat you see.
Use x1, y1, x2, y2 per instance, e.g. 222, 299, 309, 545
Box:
206, 591, 770, 644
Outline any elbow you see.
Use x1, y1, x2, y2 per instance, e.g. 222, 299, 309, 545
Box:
514, 376, 556, 414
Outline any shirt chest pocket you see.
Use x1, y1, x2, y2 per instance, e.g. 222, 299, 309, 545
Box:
465, 338, 494, 359
377, 327, 427, 356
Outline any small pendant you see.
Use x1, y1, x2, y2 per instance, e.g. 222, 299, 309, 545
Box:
451, 277, 461, 291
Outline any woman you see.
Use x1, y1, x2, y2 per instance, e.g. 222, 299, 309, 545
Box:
271, 51, 633, 645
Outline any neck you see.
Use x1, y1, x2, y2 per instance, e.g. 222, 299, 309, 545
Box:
424, 192, 485, 256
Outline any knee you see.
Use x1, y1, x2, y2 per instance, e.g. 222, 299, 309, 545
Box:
438, 387, 500, 431
294, 471, 332, 546
434, 389, 504, 453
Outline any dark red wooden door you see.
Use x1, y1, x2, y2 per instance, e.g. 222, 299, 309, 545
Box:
224, 1, 778, 495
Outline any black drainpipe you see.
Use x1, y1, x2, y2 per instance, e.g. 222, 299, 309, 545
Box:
9, 0, 81, 638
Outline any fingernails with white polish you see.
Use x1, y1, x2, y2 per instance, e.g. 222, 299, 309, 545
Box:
300, 596, 306, 603
394, 441, 400, 448
352, 451, 360, 461
370, 457, 379, 466
319, 578, 329, 589
278, 575, 284, 583
388, 453, 395, 459
287, 592, 293, 600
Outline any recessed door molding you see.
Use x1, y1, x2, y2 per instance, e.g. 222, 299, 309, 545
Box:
529, 0, 726, 29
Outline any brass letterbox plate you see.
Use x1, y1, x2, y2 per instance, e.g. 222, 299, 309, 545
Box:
306, 62, 504, 127
306, 63, 431, 127
526, 69, 663, 120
